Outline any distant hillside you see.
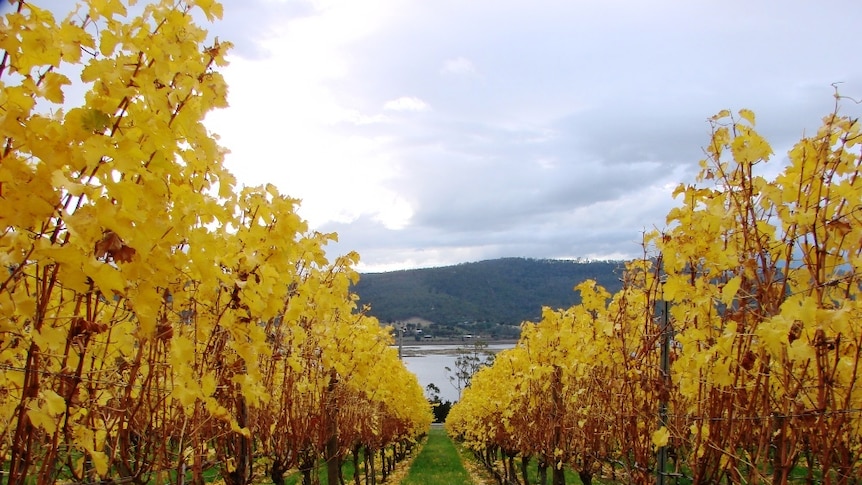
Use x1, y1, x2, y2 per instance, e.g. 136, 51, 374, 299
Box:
353, 258, 624, 336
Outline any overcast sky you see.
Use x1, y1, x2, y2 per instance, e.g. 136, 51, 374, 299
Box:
39, 1, 862, 272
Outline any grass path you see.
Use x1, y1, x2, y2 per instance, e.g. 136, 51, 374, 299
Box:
398, 426, 476, 485
262, 427, 494, 485
452, 436, 498, 485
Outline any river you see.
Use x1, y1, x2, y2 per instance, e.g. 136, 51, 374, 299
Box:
397, 343, 515, 403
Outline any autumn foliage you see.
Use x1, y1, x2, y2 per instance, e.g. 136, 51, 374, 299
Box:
0, 1, 430, 484
447, 107, 862, 484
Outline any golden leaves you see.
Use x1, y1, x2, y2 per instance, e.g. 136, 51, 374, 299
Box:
28, 408, 58, 434
89, 0, 129, 20
451, 105, 862, 482
99, 29, 121, 57
42, 390, 67, 416
651, 426, 670, 449
41, 72, 71, 103
57, 21, 94, 64
738, 108, 756, 125
0, 0, 254, 479
653, 107, 862, 480
720, 276, 741, 306
191, 0, 225, 21
1, 3, 62, 72
88, 450, 110, 476
79, 108, 112, 133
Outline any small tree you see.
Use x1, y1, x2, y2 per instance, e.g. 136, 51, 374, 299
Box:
425, 383, 441, 403
445, 340, 495, 399
425, 383, 452, 423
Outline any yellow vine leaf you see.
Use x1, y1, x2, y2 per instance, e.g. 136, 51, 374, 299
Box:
89, 450, 109, 476
738, 108, 756, 125
712, 109, 731, 121
27, 408, 57, 434
57, 21, 93, 63
42, 71, 71, 103
43, 389, 66, 416
89, 0, 128, 20
651, 426, 670, 449
720, 276, 741, 306
201, 374, 217, 397
99, 29, 120, 56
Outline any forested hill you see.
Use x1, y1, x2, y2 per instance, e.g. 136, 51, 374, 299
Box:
353, 258, 624, 327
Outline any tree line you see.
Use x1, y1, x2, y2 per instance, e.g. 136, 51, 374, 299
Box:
353, 258, 624, 326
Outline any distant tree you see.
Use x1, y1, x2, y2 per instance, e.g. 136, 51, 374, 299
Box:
445, 341, 495, 399
425, 383, 441, 403
433, 401, 452, 423
424, 383, 452, 422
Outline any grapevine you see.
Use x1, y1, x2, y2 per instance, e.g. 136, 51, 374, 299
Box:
448, 107, 861, 485
0, 2, 431, 484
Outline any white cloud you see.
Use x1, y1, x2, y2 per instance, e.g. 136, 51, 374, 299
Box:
383, 96, 430, 112
441, 56, 477, 76
204, 0, 410, 235
372, 194, 414, 230
534, 157, 557, 170
203, 0, 862, 272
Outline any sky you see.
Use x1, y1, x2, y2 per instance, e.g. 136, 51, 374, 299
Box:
28, 0, 862, 272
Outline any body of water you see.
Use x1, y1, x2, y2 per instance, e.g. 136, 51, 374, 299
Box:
399, 343, 514, 404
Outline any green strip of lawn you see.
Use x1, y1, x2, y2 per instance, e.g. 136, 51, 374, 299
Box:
401, 427, 474, 485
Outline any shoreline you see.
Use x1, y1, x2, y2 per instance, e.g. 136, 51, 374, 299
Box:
394, 338, 518, 347
393, 339, 518, 357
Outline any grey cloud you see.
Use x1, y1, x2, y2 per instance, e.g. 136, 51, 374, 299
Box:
223, 0, 862, 270
21, 0, 862, 273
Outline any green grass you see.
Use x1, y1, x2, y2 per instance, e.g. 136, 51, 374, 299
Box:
454, 447, 589, 485
280, 455, 362, 485
450, 438, 620, 485
401, 427, 474, 485
514, 458, 583, 485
